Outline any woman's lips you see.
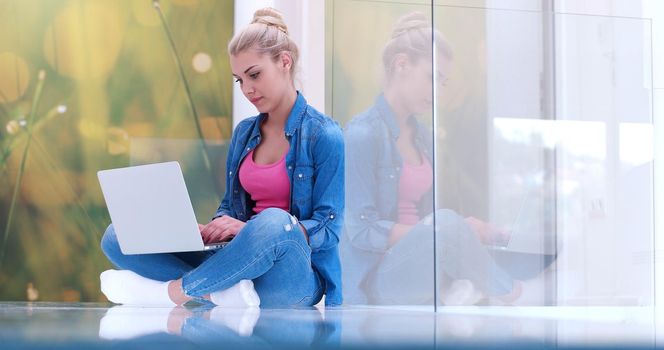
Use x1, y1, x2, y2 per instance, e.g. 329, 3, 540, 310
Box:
250, 97, 263, 104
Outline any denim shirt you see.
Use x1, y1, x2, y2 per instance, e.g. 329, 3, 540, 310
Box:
214, 92, 345, 306
340, 94, 433, 303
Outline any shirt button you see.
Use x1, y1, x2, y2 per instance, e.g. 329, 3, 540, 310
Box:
298, 173, 303, 178
229, 171, 233, 175
330, 214, 335, 219
288, 166, 293, 170
389, 174, 395, 179
246, 147, 250, 151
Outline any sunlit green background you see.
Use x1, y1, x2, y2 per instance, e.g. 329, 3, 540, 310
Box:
0, 0, 234, 302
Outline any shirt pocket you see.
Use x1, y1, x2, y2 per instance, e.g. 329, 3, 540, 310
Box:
293, 165, 315, 205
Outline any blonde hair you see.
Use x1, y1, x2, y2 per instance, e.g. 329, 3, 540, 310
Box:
382, 12, 453, 78
228, 7, 299, 79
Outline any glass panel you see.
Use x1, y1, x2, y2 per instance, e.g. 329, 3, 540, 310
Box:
0, 0, 234, 301
333, 0, 437, 306
432, 3, 553, 307
554, 13, 653, 306
433, 2, 654, 307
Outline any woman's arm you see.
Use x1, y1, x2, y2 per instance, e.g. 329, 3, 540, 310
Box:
298, 123, 345, 252
343, 125, 396, 253
388, 223, 414, 247
199, 125, 245, 243
212, 122, 243, 221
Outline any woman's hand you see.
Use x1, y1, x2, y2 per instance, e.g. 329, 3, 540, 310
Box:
388, 223, 413, 247
464, 216, 510, 246
298, 223, 309, 244
200, 216, 246, 244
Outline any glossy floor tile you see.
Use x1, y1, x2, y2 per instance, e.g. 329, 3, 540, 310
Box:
0, 302, 662, 349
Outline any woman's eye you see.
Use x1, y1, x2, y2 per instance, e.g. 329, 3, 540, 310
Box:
249, 72, 260, 79
234, 78, 242, 84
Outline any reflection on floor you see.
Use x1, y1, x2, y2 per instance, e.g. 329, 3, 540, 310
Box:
0, 302, 661, 349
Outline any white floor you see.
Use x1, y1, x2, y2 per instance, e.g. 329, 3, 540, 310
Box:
0, 302, 662, 349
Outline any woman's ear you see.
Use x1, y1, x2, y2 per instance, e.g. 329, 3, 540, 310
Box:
392, 53, 409, 73
279, 51, 293, 72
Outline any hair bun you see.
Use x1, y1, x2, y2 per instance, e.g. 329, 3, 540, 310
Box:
251, 7, 289, 35
391, 12, 429, 39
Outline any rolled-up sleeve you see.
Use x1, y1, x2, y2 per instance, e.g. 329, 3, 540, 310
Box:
301, 123, 345, 252
343, 125, 394, 253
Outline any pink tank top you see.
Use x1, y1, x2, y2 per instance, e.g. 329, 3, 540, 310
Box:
239, 150, 290, 215
397, 155, 433, 225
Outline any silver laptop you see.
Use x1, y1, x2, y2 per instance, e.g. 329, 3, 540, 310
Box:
488, 190, 556, 255
97, 161, 226, 255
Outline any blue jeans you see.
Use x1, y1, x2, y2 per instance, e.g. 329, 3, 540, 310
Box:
101, 208, 324, 307
365, 209, 514, 304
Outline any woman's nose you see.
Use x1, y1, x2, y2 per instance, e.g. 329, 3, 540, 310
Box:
242, 83, 254, 96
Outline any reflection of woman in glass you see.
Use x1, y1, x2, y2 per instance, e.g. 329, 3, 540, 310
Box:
341, 12, 521, 305
99, 8, 344, 307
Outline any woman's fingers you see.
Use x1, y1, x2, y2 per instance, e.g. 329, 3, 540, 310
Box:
201, 225, 212, 242
217, 230, 228, 242
201, 217, 244, 243
202, 220, 225, 243
203, 228, 216, 244
211, 225, 229, 243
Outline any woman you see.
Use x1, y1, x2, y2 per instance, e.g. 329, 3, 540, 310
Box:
100, 8, 344, 307
340, 12, 521, 305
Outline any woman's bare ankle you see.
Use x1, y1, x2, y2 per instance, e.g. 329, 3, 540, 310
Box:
167, 279, 192, 305
496, 280, 522, 304
166, 306, 193, 335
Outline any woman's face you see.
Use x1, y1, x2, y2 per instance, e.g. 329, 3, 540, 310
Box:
391, 54, 450, 116
230, 48, 293, 114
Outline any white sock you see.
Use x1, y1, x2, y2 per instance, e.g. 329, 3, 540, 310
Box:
442, 279, 484, 306
100, 269, 176, 307
98, 305, 172, 340
209, 280, 260, 308
209, 306, 260, 336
